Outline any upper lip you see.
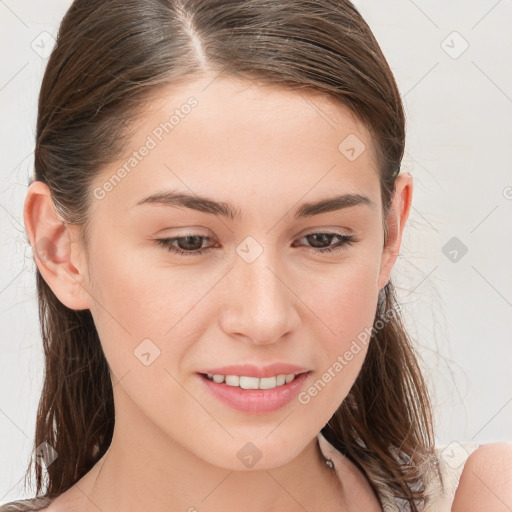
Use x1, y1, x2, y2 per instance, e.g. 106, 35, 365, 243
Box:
197, 363, 310, 379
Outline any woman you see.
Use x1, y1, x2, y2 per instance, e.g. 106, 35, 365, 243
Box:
2, 1, 511, 511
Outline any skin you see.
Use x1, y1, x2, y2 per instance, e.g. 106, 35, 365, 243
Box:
24, 74, 414, 511
452, 443, 512, 512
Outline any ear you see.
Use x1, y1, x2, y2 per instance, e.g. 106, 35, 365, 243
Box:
23, 180, 91, 310
377, 172, 413, 290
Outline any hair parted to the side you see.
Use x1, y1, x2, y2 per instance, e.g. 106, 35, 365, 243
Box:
7, 0, 442, 510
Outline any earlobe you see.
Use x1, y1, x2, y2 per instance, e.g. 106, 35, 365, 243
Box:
23, 180, 91, 311
377, 173, 413, 290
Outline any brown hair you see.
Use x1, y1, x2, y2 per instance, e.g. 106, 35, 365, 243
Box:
8, 0, 441, 510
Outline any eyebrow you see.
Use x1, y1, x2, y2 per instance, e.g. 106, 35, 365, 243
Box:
134, 190, 374, 220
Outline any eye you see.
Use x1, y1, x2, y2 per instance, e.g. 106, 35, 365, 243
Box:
154, 231, 356, 257
155, 234, 215, 256
293, 232, 355, 254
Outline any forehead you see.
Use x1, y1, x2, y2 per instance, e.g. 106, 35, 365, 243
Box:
91, 74, 381, 216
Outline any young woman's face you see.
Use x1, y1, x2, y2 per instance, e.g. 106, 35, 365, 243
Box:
73, 75, 409, 470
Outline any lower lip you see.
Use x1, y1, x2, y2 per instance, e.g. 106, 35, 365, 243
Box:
198, 372, 310, 413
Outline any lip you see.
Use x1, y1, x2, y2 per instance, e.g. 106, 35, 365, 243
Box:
196, 363, 309, 379
198, 371, 311, 413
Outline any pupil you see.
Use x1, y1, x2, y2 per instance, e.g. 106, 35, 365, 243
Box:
179, 236, 203, 251
308, 233, 334, 248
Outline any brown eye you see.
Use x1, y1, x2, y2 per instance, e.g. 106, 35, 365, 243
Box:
294, 232, 355, 254
155, 235, 214, 256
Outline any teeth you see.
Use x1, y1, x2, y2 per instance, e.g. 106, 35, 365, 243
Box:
226, 375, 242, 387
205, 373, 300, 389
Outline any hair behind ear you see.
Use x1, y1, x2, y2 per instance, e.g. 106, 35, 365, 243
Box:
322, 280, 439, 510
27, 272, 114, 498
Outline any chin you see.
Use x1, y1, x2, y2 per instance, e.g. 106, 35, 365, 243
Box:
196, 436, 301, 472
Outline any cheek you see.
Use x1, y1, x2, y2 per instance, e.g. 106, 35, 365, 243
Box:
86, 231, 180, 330
84, 238, 213, 377
296, 265, 380, 417
300, 255, 380, 341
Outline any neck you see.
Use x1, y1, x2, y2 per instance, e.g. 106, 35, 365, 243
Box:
81, 386, 346, 512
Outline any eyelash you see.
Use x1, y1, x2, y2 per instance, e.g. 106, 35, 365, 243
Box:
154, 232, 356, 257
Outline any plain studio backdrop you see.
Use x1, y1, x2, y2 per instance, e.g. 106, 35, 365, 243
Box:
1, 0, 511, 502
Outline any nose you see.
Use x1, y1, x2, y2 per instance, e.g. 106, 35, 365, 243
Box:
218, 248, 300, 346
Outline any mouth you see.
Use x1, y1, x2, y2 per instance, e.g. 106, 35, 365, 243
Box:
197, 370, 312, 413
198, 371, 309, 390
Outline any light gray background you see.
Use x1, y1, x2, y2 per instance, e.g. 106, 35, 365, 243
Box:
1, 0, 511, 502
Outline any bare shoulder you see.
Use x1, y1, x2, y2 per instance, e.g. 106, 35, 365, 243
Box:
452, 442, 512, 512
